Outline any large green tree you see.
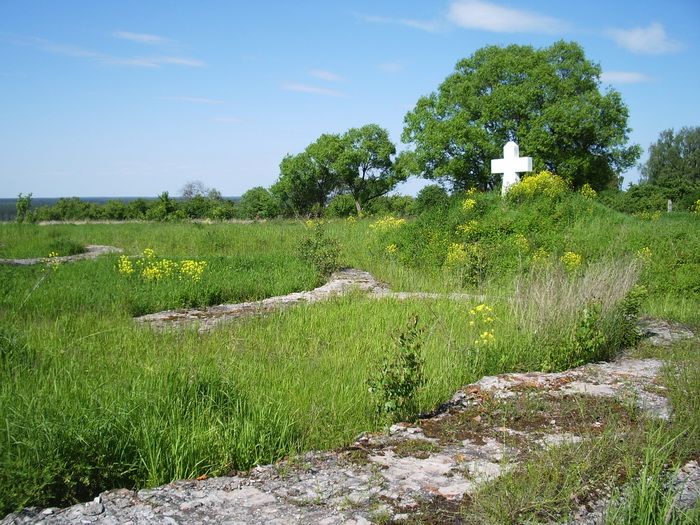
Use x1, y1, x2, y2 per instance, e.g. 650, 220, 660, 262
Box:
402, 41, 641, 191
272, 124, 404, 215
336, 124, 405, 214
641, 127, 700, 188
272, 134, 344, 216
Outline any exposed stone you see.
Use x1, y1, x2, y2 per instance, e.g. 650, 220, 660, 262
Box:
0, 245, 122, 266
6, 348, 695, 525
135, 269, 488, 332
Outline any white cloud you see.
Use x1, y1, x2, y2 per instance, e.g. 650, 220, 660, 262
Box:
281, 83, 346, 97
11, 36, 204, 68
213, 117, 242, 123
161, 96, 224, 104
600, 71, 652, 84
111, 56, 205, 68
447, 0, 567, 34
359, 14, 441, 33
112, 31, 169, 45
607, 23, 682, 55
310, 69, 343, 82
378, 62, 403, 73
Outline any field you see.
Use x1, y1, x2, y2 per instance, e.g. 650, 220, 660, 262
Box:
1, 189, 699, 517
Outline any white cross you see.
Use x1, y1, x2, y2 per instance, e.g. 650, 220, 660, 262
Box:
491, 141, 532, 195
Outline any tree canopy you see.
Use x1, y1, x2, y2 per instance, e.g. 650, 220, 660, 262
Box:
402, 41, 641, 191
272, 124, 404, 215
336, 124, 404, 213
272, 134, 344, 216
641, 127, 700, 189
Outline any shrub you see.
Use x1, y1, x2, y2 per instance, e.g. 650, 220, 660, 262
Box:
368, 316, 425, 423
325, 194, 356, 218
414, 185, 449, 215
506, 170, 568, 203
297, 223, 341, 277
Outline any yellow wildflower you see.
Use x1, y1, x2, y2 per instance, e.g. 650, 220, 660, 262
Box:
635, 247, 652, 261
445, 243, 467, 266
369, 216, 407, 231
457, 220, 478, 236
462, 198, 477, 212
579, 183, 597, 199
560, 251, 583, 273
179, 259, 207, 282
513, 233, 529, 253
386, 244, 398, 255
117, 255, 134, 276
531, 247, 549, 264
507, 170, 567, 201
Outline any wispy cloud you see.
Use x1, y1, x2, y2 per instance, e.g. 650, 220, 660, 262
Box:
607, 23, 682, 55
112, 31, 169, 45
359, 14, 441, 33
600, 71, 652, 84
378, 62, 403, 73
281, 83, 346, 97
161, 96, 224, 104
212, 117, 243, 123
447, 0, 567, 34
309, 69, 343, 82
10, 35, 204, 68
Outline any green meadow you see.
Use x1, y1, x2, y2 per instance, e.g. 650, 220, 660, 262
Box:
1, 188, 699, 514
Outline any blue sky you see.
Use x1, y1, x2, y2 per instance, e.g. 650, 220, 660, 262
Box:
1, 0, 698, 197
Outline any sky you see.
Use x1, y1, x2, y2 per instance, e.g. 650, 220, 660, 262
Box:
1, 0, 699, 198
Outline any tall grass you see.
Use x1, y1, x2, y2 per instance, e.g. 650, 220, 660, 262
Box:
0, 198, 698, 513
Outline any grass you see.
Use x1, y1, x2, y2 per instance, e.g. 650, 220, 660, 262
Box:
0, 192, 698, 515
444, 338, 700, 525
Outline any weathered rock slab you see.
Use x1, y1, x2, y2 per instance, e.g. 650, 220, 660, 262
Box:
0, 245, 122, 266
5, 350, 693, 525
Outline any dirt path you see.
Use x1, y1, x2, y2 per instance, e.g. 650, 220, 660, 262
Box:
3, 321, 697, 524
0, 245, 122, 266
136, 268, 488, 332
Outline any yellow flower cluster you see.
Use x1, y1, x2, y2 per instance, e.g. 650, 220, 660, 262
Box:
140, 258, 178, 281
179, 260, 207, 282
44, 251, 61, 271
513, 233, 530, 253
692, 199, 700, 214
386, 243, 398, 254
117, 255, 134, 275
445, 243, 467, 266
507, 170, 568, 201
469, 303, 495, 325
579, 183, 597, 199
466, 188, 478, 196
369, 216, 406, 231
635, 246, 652, 261
475, 331, 496, 345
305, 219, 326, 229
119, 248, 207, 283
457, 220, 478, 236
462, 198, 477, 212
560, 251, 583, 273
531, 247, 549, 264
346, 216, 357, 225
633, 211, 661, 221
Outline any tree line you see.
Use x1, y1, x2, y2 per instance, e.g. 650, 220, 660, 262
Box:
13, 41, 699, 221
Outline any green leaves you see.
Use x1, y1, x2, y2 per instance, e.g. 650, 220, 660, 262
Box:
403, 41, 640, 191
274, 124, 403, 216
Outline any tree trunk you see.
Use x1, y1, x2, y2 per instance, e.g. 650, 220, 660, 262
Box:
354, 198, 362, 215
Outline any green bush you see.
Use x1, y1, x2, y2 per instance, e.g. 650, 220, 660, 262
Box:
368, 316, 425, 423
297, 223, 341, 277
